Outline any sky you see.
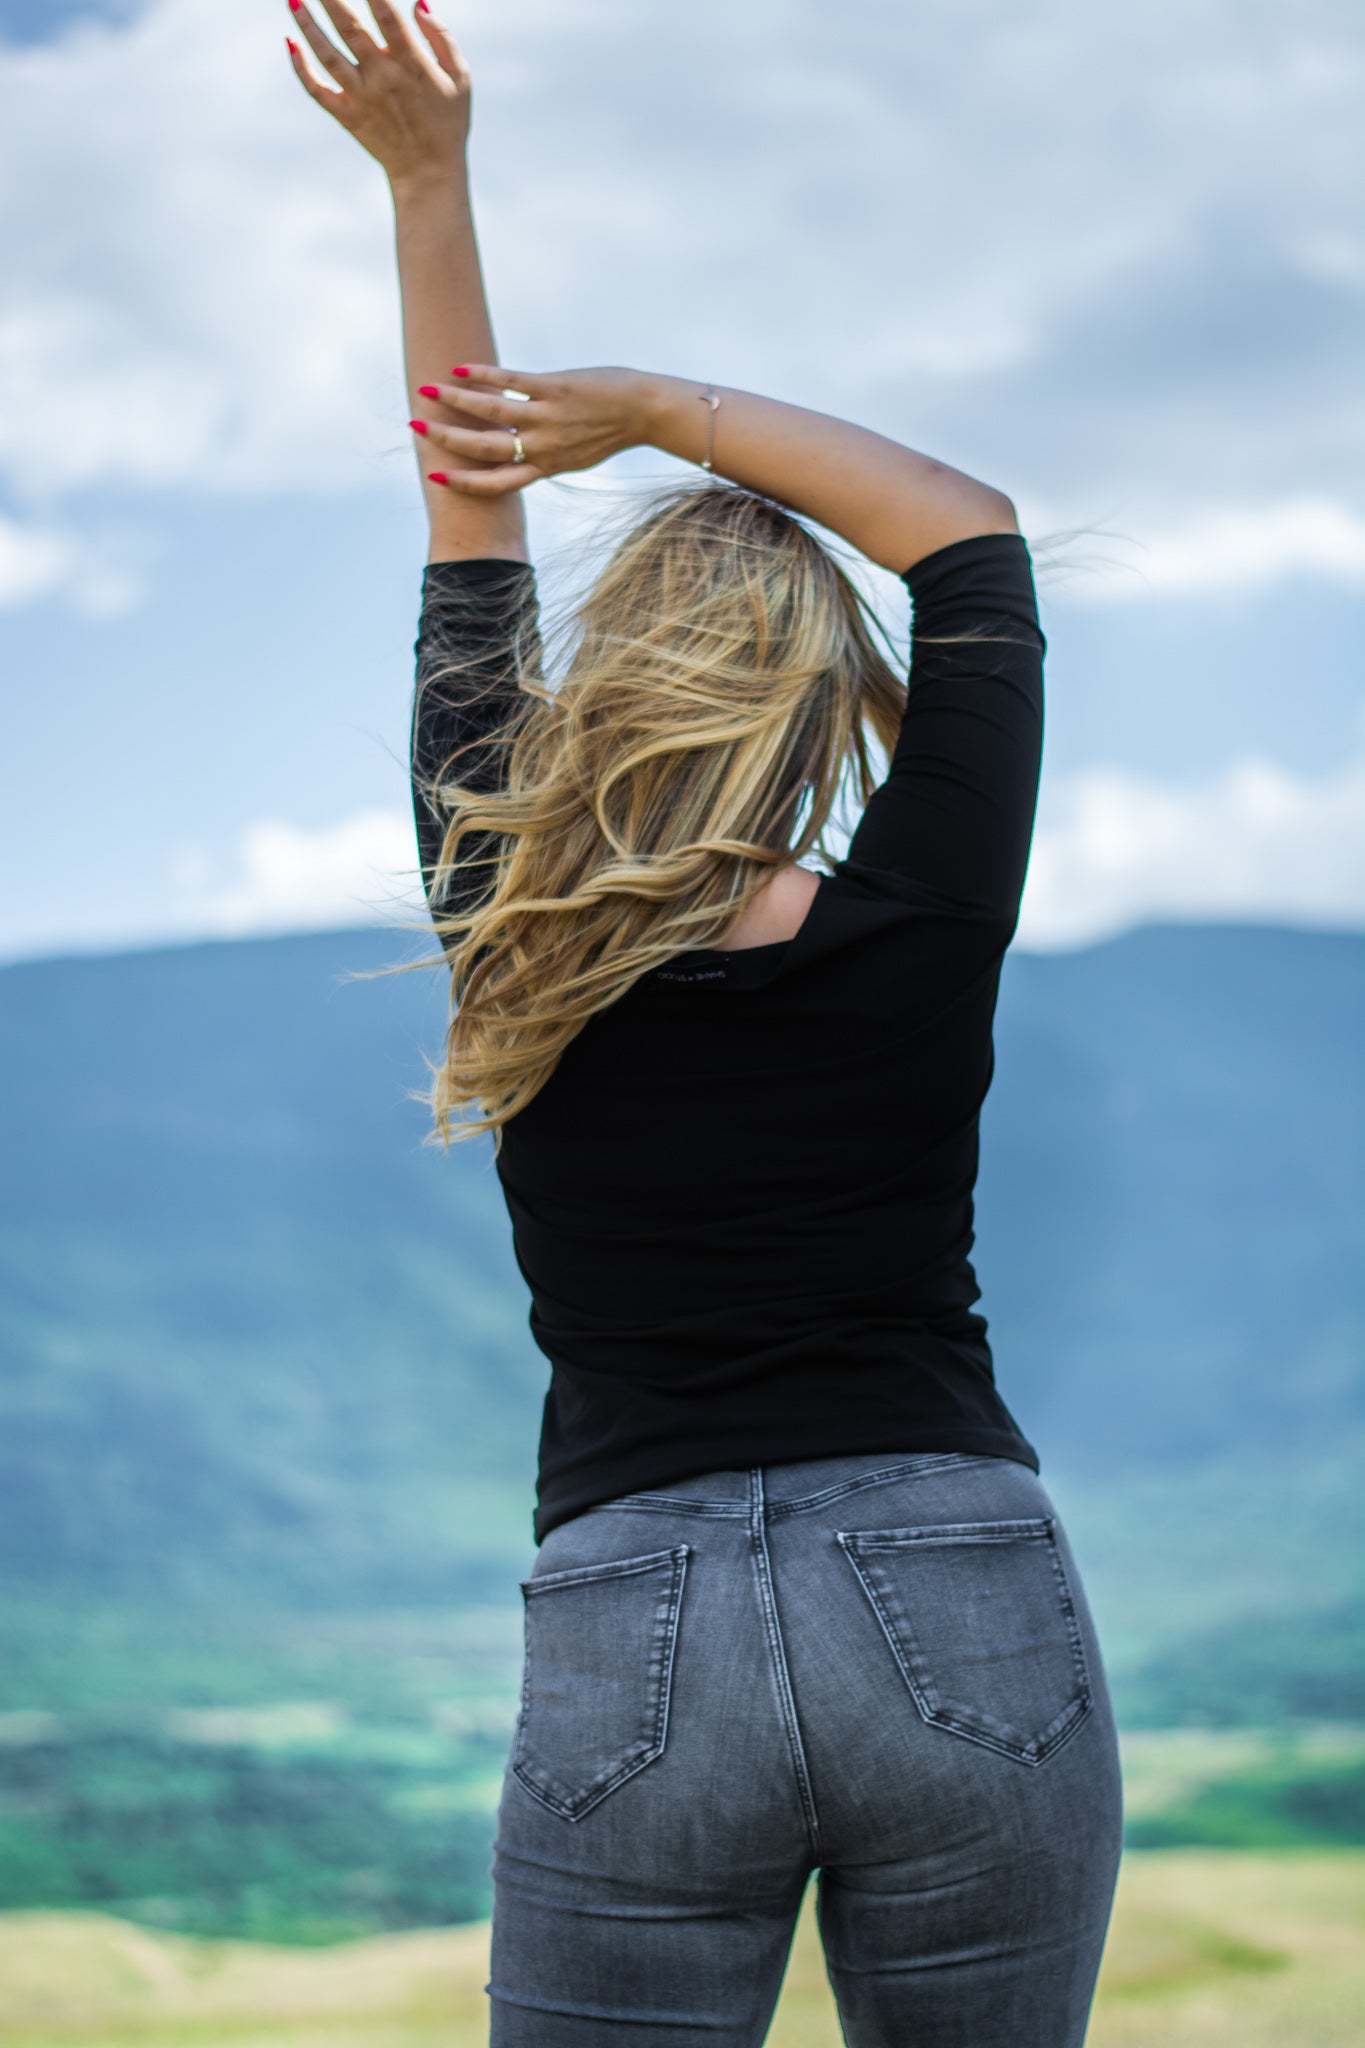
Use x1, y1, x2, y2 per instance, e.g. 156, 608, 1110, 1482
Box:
0, 0, 1361, 961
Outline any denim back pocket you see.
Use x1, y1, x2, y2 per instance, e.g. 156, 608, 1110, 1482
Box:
837, 1517, 1092, 1766
513, 1545, 690, 1821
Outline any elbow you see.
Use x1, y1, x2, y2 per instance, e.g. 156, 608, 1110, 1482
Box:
983, 488, 1019, 534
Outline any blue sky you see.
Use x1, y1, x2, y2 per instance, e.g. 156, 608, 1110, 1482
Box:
0, 0, 1361, 960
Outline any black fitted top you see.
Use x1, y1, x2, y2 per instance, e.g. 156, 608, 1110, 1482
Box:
411, 532, 1046, 1541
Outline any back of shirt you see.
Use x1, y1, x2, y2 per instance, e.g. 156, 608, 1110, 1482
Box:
412, 532, 1046, 1541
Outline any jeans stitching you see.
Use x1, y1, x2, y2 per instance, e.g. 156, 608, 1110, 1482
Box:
836, 1534, 940, 1725
523, 1546, 689, 1592
748, 1468, 823, 1859
513, 1544, 690, 1820
766, 1453, 996, 1520
1044, 1518, 1096, 1708
589, 1497, 747, 1519
847, 1516, 1054, 1550
836, 1521, 1094, 1768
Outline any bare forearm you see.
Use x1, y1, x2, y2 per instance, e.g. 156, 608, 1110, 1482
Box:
635, 374, 1015, 574
390, 167, 527, 563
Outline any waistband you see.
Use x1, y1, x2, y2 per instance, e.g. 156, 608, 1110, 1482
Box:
590, 1449, 1003, 1522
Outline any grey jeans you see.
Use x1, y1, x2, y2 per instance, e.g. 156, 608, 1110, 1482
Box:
489, 1451, 1123, 2046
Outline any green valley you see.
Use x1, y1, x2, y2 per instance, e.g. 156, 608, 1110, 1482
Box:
0, 921, 1361, 1951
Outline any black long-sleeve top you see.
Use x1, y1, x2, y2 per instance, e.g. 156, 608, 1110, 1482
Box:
412, 532, 1046, 1541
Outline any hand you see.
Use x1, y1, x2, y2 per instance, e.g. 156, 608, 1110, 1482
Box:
286, 1, 470, 185
412, 365, 654, 494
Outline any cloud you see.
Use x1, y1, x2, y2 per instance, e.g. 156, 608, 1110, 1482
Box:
171, 808, 421, 939
0, 517, 70, 608
0, 0, 398, 503
0, 0, 1359, 595
0, 513, 143, 615
156, 730, 1365, 958
1019, 736, 1365, 948
1037, 497, 1365, 603
1133, 500, 1365, 595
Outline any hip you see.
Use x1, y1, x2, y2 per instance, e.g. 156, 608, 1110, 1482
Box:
511, 1449, 1122, 1858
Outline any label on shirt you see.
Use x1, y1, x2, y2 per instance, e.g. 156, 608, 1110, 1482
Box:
651, 964, 729, 985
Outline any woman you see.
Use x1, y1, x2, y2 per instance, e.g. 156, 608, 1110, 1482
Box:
288, 6, 1123, 2042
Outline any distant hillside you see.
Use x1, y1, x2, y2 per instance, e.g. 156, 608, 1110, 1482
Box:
1, 921, 1361, 1936
977, 922, 1364, 1467
0, 921, 1359, 1611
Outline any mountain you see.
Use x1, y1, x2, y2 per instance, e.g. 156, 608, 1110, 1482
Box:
1, 919, 1360, 1937
977, 922, 1363, 1466
0, 921, 1359, 1612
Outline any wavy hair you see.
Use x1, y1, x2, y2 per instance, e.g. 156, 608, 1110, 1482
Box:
416, 480, 906, 1143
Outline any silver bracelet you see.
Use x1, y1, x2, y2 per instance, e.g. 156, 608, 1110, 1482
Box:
697, 386, 721, 472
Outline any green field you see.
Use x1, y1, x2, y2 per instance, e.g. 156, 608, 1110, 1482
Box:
3, 1590, 1362, 1945
2, 927, 1361, 2031
3, 1589, 1362, 1946
0, 1853, 1360, 2047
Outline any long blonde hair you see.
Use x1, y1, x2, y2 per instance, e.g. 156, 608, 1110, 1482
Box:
416, 480, 906, 1142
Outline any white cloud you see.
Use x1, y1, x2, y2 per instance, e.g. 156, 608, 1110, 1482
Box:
1136, 499, 1365, 594
172, 738, 1365, 955
0, 512, 144, 615
0, 517, 71, 607
1019, 737, 1365, 948
173, 808, 421, 937
1037, 497, 1365, 603
0, 0, 1359, 598
0, 0, 399, 502
4, 736, 1360, 965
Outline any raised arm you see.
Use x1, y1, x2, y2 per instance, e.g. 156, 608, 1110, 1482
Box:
411, 557, 539, 919
413, 365, 1016, 574
637, 379, 1018, 573
286, 0, 527, 565
845, 534, 1045, 931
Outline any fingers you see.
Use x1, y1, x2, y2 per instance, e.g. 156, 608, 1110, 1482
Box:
411, 367, 553, 490
287, 2, 355, 84
310, 0, 381, 64
413, 3, 468, 85
423, 377, 545, 426
416, 419, 535, 465
427, 465, 539, 498
285, 27, 348, 109
448, 363, 548, 400
366, 0, 423, 60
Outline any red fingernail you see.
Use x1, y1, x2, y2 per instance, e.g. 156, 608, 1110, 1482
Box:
285, 35, 298, 53
451, 366, 470, 377
416, 2, 431, 14
408, 419, 428, 436
288, 0, 302, 11
417, 384, 440, 399
427, 471, 449, 485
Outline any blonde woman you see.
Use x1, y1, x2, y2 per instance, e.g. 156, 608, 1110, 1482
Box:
289, 5, 1123, 2042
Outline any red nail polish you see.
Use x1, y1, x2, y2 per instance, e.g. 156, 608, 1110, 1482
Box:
288, 0, 302, 11
416, 2, 431, 14
408, 419, 428, 435
451, 366, 470, 377
417, 384, 440, 400
427, 471, 449, 485
285, 35, 298, 53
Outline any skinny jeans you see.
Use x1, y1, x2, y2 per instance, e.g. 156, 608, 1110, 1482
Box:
488, 1450, 1124, 2046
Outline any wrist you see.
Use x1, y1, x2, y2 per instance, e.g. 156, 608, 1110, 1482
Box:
618, 369, 666, 449
630, 372, 694, 453
388, 153, 470, 209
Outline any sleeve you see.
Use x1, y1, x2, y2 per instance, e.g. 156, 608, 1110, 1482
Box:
410, 555, 540, 923
840, 531, 1045, 934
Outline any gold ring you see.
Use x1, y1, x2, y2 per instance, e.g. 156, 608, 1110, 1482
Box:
511, 430, 526, 464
